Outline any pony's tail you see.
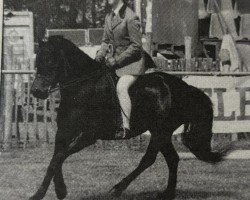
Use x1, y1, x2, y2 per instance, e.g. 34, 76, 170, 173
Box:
181, 106, 231, 164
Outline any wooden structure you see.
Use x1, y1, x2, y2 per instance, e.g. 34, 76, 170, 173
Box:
152, 0, 198, 56
46, 28, 104, 46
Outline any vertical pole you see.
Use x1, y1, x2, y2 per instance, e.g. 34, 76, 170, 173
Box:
49, 93, 57, 140
14, 62, 22, 146
0, 0, 4, 145
33, 97, 39, 146
23, 64, 31, 148
185, 36, 192, 71
0, 0, 3, 83
134, 0, 142, 20
3, 46, 14, 151
144, 0, 152, 54
43, 99, 49, 147
26, 75, 31, 144
29, 12, 35, 70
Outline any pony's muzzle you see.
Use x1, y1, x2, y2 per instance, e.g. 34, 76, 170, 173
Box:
31, 79, 49, 99
31, 87, 49, 99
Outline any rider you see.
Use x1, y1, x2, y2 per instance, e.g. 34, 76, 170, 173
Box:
95, 0, 145, 139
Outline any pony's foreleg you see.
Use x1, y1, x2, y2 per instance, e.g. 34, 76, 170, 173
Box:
52, 132, 96, 200
29, 152, 67, 200
158, 138, 179, 200
51, 134, 69, 200
29, 131, 69, 200
110, 136, 159, 197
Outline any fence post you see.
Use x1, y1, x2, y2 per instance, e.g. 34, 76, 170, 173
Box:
144, 0, 153, 55
42, 99, 49, 147
3, 46, 14, 151
0, 0, 3, 146
185, 36, 192, 71
134, 0, 142, 20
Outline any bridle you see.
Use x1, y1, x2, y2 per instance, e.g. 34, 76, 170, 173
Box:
48, 69, 103, 93
47, 49, 103, 94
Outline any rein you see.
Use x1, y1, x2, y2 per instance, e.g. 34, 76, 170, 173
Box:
48, 66, 130, 122
48, 69, 103, 94
48, 49, 104, 94
46, 48, 130, 121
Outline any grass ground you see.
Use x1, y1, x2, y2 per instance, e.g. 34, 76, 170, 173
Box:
0, 146, 249, 200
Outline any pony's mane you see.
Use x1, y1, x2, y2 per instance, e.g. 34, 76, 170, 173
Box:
47, 35, 100, 75
47, 35, 93, 60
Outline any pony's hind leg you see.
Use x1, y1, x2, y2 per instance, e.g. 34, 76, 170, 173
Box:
53, 161, 67, 199
110, 136, 160, 197
158, 137, 179, 200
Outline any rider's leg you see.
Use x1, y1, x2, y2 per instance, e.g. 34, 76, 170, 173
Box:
116, 75, 138, 130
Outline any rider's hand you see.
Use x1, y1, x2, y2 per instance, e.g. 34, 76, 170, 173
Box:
95, 55, 105, 65
106, 57, 118, 70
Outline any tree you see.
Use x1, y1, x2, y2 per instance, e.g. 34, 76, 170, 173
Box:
3, 0, 137, 41
91, 0, 97, 27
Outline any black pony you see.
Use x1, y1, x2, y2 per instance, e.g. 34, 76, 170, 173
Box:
30, 36, 229, 200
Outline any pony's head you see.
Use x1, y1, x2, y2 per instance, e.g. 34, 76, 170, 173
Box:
31, 35, 97, 99
31, 37, 60, 99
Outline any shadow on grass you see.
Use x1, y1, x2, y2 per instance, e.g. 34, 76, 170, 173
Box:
80, 188, 237, 200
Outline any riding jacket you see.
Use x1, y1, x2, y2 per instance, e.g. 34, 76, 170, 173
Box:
96, 4, 146, 77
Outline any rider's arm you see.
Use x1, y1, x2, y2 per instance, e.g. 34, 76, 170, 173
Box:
96, 15, 110, 59
115, 15, 142, 67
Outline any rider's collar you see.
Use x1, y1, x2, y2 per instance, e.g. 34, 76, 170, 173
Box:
113, 2, 124, 16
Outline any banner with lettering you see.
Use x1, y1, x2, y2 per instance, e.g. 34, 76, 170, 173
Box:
182, 76, 250, 133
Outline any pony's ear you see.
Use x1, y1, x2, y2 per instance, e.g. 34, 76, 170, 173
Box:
38, 37, 48, 47
38, 39, 45, 47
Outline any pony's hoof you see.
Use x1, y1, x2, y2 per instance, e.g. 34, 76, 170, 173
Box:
55, 185, 68, 200
109, 185, 123, 197
55, 185, 67, 199
29, 194, 42, 200
29, 187, 47, 200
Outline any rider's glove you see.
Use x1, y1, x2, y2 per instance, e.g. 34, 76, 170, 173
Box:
106, 57, 118, 70
95, 55, 105, 65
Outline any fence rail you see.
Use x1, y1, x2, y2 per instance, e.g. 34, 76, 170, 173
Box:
2, 70, 36, 74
